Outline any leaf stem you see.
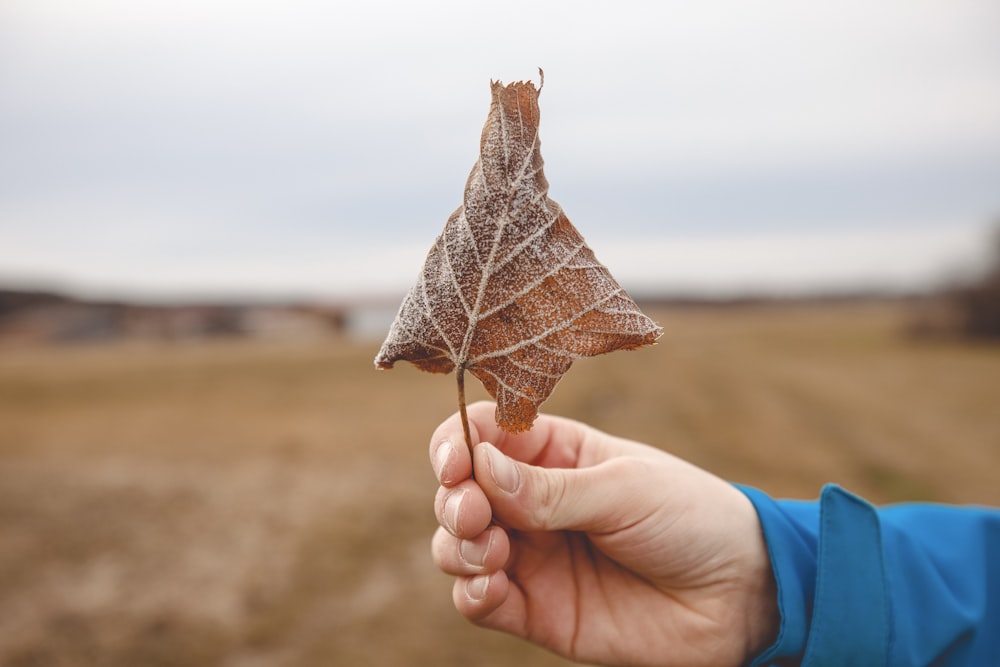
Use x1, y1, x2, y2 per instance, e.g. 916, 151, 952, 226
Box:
456, 364, 474, 478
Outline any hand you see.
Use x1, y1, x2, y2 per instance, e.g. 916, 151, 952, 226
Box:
429, 402, 778, 667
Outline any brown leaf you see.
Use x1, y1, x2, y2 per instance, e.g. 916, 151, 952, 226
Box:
375, 75, 662, 433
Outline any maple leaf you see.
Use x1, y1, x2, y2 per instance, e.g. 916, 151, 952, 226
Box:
375, 72, 661, 445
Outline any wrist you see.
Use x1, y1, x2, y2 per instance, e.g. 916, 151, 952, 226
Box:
736, 493, 781, 663
743, 552, 779, 661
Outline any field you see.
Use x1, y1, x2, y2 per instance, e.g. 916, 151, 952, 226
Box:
1, 302, 998, 666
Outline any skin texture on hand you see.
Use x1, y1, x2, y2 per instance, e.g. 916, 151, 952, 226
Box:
429, 402, 779, 667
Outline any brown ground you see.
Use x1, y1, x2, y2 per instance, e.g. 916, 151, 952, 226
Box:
1, 302, 997, 666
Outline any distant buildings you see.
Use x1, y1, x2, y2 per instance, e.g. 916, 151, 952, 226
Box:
0, 289, 364, 344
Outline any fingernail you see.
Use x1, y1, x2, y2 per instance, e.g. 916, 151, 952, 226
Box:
459, 531, 493, 568
443, 489, 465, 535
466, 574, 490, 601
434, 440, 455, 484
485, 443, 520, 493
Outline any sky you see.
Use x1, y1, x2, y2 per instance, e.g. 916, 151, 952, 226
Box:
1, 0, 999, 302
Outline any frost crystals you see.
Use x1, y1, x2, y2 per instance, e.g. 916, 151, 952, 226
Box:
375, 73, 662, 435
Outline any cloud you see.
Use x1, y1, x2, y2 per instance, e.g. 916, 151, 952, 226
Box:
1, 1, 998, 299
591, 219, 994, 296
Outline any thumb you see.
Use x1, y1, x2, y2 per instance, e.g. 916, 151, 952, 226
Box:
473, 441, 646, 533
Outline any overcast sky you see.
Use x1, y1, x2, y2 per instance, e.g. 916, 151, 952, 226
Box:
1, 1, 999, 301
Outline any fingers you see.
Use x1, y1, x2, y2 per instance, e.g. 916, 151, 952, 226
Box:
429, 401, 620, 487
433, 479, 493, 539
431, 524, 510, 576
473, 440, 658, 534
428, 401, 513, 458
433, 531, 524, 630
429, 402, 503, 487
431, 519, 518, 628
451, 570, 525, 634
428, 402, 670, 631
431, 401, 668, 541
430, 437, 468, 488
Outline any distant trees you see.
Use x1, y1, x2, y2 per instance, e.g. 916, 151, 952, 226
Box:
950, 226, 1000, 339
906, 224, 1000, 341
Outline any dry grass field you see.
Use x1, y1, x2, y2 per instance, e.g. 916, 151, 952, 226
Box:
0, 301, 998, 666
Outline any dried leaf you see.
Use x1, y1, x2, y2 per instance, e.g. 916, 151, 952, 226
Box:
375, 74, 661, 434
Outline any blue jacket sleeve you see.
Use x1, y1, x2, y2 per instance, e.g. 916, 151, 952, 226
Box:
737, 484, 1000, 666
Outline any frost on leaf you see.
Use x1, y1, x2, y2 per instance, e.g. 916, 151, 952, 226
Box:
374, 75, 662, 433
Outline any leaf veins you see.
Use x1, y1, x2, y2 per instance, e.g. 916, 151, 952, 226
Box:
375, 73, 662, 434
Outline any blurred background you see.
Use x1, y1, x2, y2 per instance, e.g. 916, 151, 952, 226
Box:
1, 1, 999, 665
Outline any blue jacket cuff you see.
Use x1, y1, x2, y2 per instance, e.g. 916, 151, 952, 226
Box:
738, 484, 889, 666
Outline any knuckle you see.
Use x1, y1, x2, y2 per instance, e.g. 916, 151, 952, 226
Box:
531, 470, 569, 530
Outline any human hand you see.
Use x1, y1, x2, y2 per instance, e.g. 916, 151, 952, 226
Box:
429, 402, 778, 667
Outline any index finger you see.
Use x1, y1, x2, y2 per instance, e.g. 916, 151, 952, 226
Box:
429, 401, 497, 486
429, 401, 606, 487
